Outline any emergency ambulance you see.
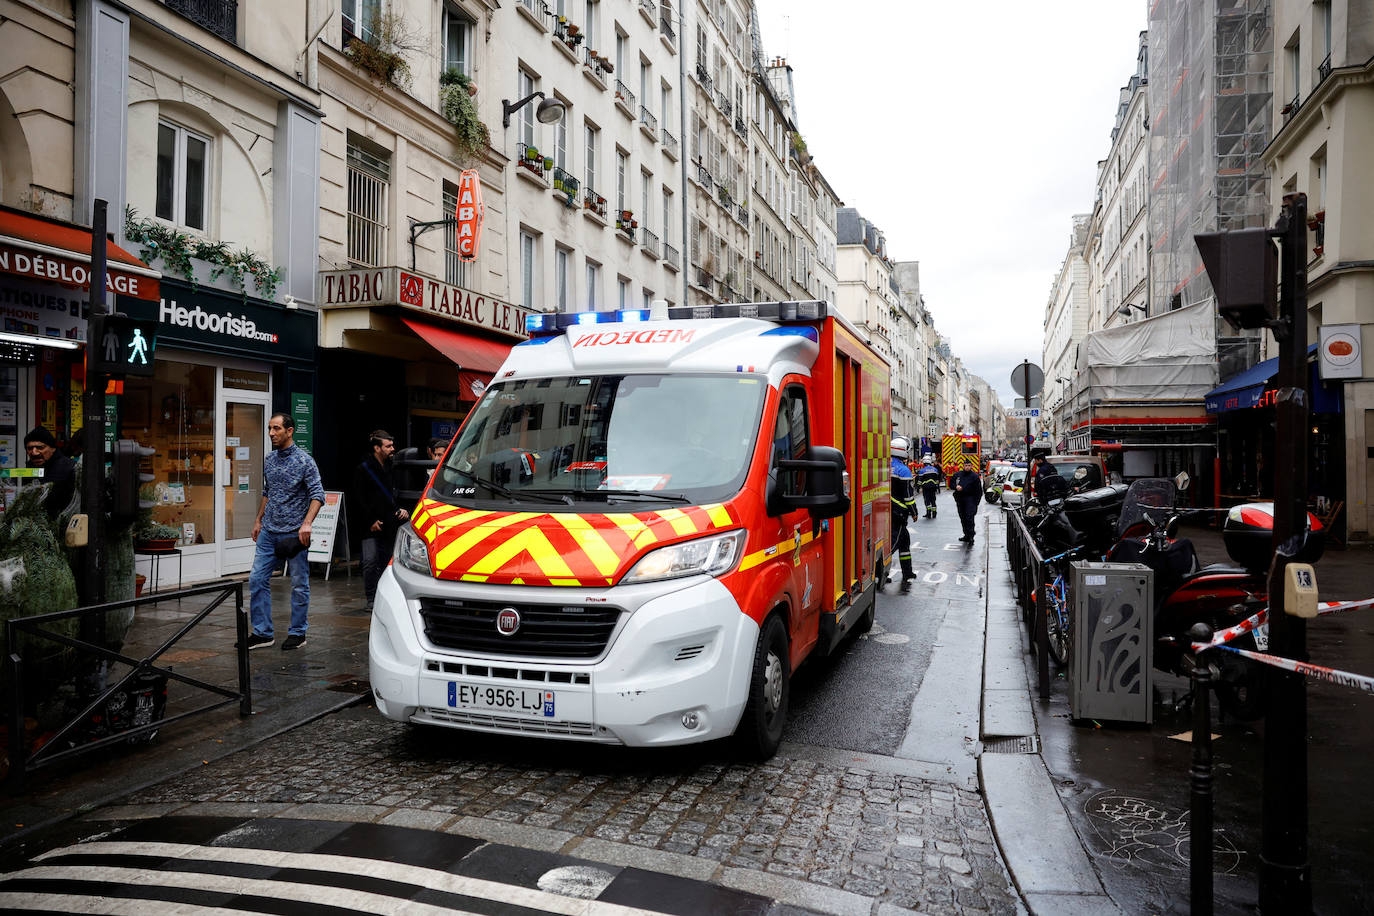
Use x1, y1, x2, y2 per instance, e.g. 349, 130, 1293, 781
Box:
369, 300, 891, 758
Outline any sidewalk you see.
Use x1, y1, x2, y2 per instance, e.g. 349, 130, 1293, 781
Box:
1, 564, 374, 844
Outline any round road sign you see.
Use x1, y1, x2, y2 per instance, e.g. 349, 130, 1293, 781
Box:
1011, 361, 1044, 398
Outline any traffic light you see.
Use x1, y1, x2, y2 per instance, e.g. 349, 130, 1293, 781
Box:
91, 314, 157, 377
109, 439, 155, 520
1195, 227, 1278, 329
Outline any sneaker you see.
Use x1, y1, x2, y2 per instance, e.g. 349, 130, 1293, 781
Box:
237, 633, 274, 651
281, 634, 308, 651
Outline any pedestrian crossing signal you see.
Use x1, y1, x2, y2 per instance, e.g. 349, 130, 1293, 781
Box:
92, 314, 157, 377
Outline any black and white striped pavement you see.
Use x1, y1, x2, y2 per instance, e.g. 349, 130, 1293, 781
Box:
0, 815, 814, 915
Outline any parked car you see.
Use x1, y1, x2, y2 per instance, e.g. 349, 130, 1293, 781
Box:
999, 468, 1028, 506
1028, 454, 1107, 497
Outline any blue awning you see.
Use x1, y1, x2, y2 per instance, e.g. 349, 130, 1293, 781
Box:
1205, 344, 1339, 414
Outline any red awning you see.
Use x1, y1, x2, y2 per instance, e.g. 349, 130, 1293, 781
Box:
401, 316, 514, 374
0, 207, 160, 302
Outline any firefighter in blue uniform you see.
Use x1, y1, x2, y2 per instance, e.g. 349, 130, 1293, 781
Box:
890, 437, 917, 591
917, 455, 942, 519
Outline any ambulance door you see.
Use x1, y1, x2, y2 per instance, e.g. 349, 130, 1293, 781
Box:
772, 381, 824, 643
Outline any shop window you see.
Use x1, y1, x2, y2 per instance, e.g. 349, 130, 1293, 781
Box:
156, 121, 210, 231
119, 360, 217, 546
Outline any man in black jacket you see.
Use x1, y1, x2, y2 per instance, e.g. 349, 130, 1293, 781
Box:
24, 426, 76, 519
350, 430, 409, 606
950, 465, 983, 543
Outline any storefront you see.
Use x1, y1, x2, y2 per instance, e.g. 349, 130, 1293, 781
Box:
0, 206, 160, 500
116, 279, 316, 584
313, 266, 528, 498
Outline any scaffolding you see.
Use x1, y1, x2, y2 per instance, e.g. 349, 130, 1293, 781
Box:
1148, 0, 1272, 313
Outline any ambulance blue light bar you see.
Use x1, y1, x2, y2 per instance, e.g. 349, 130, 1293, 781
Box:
526, 301, 827, 337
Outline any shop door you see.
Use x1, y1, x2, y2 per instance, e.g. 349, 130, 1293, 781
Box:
220, 394, 270, 573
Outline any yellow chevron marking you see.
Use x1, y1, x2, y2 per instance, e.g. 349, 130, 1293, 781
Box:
549, 577, 582, 587
468, 526, 575, 578
433, 511, 538, 569
655, 508, 697, 538
607, 513, 659, 550
421, 506, 493, 539
553, 514, 621, 576
459, 573, 490, 583
704, 504, 733, 528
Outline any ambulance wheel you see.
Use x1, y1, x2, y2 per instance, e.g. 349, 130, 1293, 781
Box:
735, 614, 790, 760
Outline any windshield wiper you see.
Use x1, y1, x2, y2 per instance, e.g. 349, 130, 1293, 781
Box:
604, 489, 690, 503
459, 475, 569, 505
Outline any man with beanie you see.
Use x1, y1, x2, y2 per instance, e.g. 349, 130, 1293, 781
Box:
23, 426, 76, 519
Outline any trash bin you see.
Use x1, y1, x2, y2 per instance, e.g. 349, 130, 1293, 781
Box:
1070, 561, 1153, 724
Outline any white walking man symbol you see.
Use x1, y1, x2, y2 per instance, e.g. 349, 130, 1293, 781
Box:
127, 328, 149, 365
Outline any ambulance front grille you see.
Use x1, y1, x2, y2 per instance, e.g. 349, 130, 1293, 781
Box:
419, 707, 607, 739
418, 599, 621, 658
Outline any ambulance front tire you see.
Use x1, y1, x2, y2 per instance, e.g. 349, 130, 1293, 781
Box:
734, 613, 790, 760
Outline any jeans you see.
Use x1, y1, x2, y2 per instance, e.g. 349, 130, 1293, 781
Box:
249, 531, 310, 638
361, 532, 395, 604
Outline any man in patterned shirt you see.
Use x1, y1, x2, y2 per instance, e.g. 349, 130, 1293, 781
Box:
244, 412, 325, 651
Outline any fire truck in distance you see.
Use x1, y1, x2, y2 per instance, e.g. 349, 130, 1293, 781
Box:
941, 433, 981, 485
369, 300, 892, 758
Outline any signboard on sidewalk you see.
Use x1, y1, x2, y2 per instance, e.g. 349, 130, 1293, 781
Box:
307, 491, 349, 578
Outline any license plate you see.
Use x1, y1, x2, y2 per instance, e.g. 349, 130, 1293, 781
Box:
1252, 622, 1269, 651
449, 682, 556, 717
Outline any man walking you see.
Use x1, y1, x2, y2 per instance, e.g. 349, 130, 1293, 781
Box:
246, 413, 324, 651
351, 429, 409, 607
951, 464, 983, 543
917, 456, 942, 520
889, 437, 917, 591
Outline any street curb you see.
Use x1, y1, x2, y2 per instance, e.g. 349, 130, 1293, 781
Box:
977, 511, 1123, 916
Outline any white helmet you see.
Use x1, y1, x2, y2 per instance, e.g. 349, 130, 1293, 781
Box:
890, 436, 908, 460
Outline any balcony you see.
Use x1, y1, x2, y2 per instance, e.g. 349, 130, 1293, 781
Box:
663, 242, 680, 270
614, 79, 637, 117
639, 105, 658, 139
164, 0, 237, 43
661, 127, 679, 159
552, 167, 580, 207
641, 228, 661, 259
660, 15, 676, 47
582, 186, 608, 219
734, 115, 746, 138
737, 202, 749, 224
1281, 92, 1301, 124
716, 183, 732, 208
716, 90, 732, 117
552, 16, 585, 55
694, 61, 713, 93
517, 0, 549, 30
1318, 53, 1332, 83
584, 48, 613, 86
615, 209, 638, 241
517, 142, 550, 180
638, 0, 657, 26
695, 161, 713, 189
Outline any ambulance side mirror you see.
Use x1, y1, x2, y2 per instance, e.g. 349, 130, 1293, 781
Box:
767, 446, 850, 520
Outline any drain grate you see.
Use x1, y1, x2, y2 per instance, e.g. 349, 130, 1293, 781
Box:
982, 735, 1041, 754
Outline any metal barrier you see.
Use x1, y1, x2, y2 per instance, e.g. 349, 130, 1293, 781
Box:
5, 581, 251, 790
1004, 507, 1052, 698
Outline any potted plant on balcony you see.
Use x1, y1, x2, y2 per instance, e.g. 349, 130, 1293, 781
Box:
1306, 210, 1325, 231
439, 69, 489, 161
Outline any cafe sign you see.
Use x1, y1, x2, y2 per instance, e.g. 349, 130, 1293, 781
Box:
318, 267, 529, 340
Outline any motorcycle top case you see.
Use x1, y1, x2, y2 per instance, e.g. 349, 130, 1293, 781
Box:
1223, 502, 1326, 573
1062, 484, 1128, 523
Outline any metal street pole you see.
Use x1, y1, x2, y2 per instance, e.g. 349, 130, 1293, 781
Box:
81, 199, 109, 607
1022, 362, 1032, 452
1259, 191, 1311, 914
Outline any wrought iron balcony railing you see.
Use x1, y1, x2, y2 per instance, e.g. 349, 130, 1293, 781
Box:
660, 16, 676, 44
164, 0, 237, 43
716, 90, 732, 117
582, 186, 608, 218
615, 79, 637, 111
661, 128, 679, 158
638, 0, 657, 20
518, 0, 549, 27
1318, 54, 1332, 83
663, 242, 680, 267
642, 229, 660, 259
695, 62, 713, 93
584, 47, 612, 81
695, 161, 713, 189
517, 142, 550, 179
639, 106, 658, 134
552, 167, 580, 207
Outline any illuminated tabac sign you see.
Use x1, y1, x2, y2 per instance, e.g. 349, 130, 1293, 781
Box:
454, 169, 484, 261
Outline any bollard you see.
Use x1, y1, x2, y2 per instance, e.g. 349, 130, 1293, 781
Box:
1187, 621, 1215, 916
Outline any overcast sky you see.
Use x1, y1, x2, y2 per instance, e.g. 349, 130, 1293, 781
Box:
755, 0, 1148, 407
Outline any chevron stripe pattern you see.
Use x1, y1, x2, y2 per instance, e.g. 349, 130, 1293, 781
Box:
410, 498, 738, 586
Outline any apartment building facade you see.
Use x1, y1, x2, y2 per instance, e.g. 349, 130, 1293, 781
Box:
1042, 215, 1091, 448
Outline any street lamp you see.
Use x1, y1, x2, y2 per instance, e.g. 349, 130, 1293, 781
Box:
1117, 302, 1148, 317
502, 91, 566, 128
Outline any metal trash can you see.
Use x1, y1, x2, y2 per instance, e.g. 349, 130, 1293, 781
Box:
1070, 561, 1153, 724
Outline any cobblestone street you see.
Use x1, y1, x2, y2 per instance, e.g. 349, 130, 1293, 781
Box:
124, 706, 1021, 915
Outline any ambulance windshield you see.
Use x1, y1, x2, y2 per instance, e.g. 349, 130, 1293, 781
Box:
433, 374, 767, 506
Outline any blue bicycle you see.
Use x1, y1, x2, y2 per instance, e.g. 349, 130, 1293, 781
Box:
1040, 545, 1087, 666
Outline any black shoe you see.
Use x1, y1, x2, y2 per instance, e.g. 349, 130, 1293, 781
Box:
899, 577, 914, 593
958, 536, 971, 542
237, 633, 274, 651
281, 634, 308, 651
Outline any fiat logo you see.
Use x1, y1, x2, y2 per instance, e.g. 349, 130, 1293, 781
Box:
496, 608, 521, 636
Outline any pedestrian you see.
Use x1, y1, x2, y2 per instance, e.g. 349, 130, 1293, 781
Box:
427, 437, 449, 462
244, 412, 324, 651
351, 429, 410, 607
23, 426, 76, 519
889, 437, 917, 591
951, 465, 983, 543
917, 456, 942, 519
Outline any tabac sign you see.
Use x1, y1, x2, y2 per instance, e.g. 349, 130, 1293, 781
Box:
454, 169, 484, 261
318, 267, 529, 340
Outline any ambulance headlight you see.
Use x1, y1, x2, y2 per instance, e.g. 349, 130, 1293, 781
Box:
395, 525, 432, 576
622, 529, 747, 584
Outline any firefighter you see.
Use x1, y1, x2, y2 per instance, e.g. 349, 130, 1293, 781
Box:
890, 437, 917, 590
917, 455, 942, 519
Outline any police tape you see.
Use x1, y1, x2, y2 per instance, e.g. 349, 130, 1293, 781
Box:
1194, 643, 1374, 696
1204, 594, 1374, 648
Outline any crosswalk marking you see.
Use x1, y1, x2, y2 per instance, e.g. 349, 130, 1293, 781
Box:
0, 893, 256, 915
13, 840, 679, 916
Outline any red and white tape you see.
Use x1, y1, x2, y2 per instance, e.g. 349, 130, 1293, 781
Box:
1204, 594, 1374, 648
1193, 643, 1374, 695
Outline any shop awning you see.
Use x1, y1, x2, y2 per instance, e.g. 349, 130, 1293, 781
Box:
0, 207, 160, 302
1204, 345, 1335, 414
401, 316, 514, 374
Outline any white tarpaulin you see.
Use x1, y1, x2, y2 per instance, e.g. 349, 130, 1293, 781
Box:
1076, 301, 1217, 402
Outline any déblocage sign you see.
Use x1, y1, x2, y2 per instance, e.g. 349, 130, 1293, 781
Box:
317, 266, 528, 340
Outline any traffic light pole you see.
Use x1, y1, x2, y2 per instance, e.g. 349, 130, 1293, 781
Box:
1259, 192, 1311, 913
81, 199, 108, 607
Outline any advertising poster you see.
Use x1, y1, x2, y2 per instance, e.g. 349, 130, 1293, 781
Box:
291, 393, 313, 454
307, 491, 345, 564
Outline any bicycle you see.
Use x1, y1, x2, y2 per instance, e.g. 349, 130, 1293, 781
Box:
1039, 544, 1086, 666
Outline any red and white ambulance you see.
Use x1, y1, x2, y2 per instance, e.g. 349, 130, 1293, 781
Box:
369, 300, 891, 757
